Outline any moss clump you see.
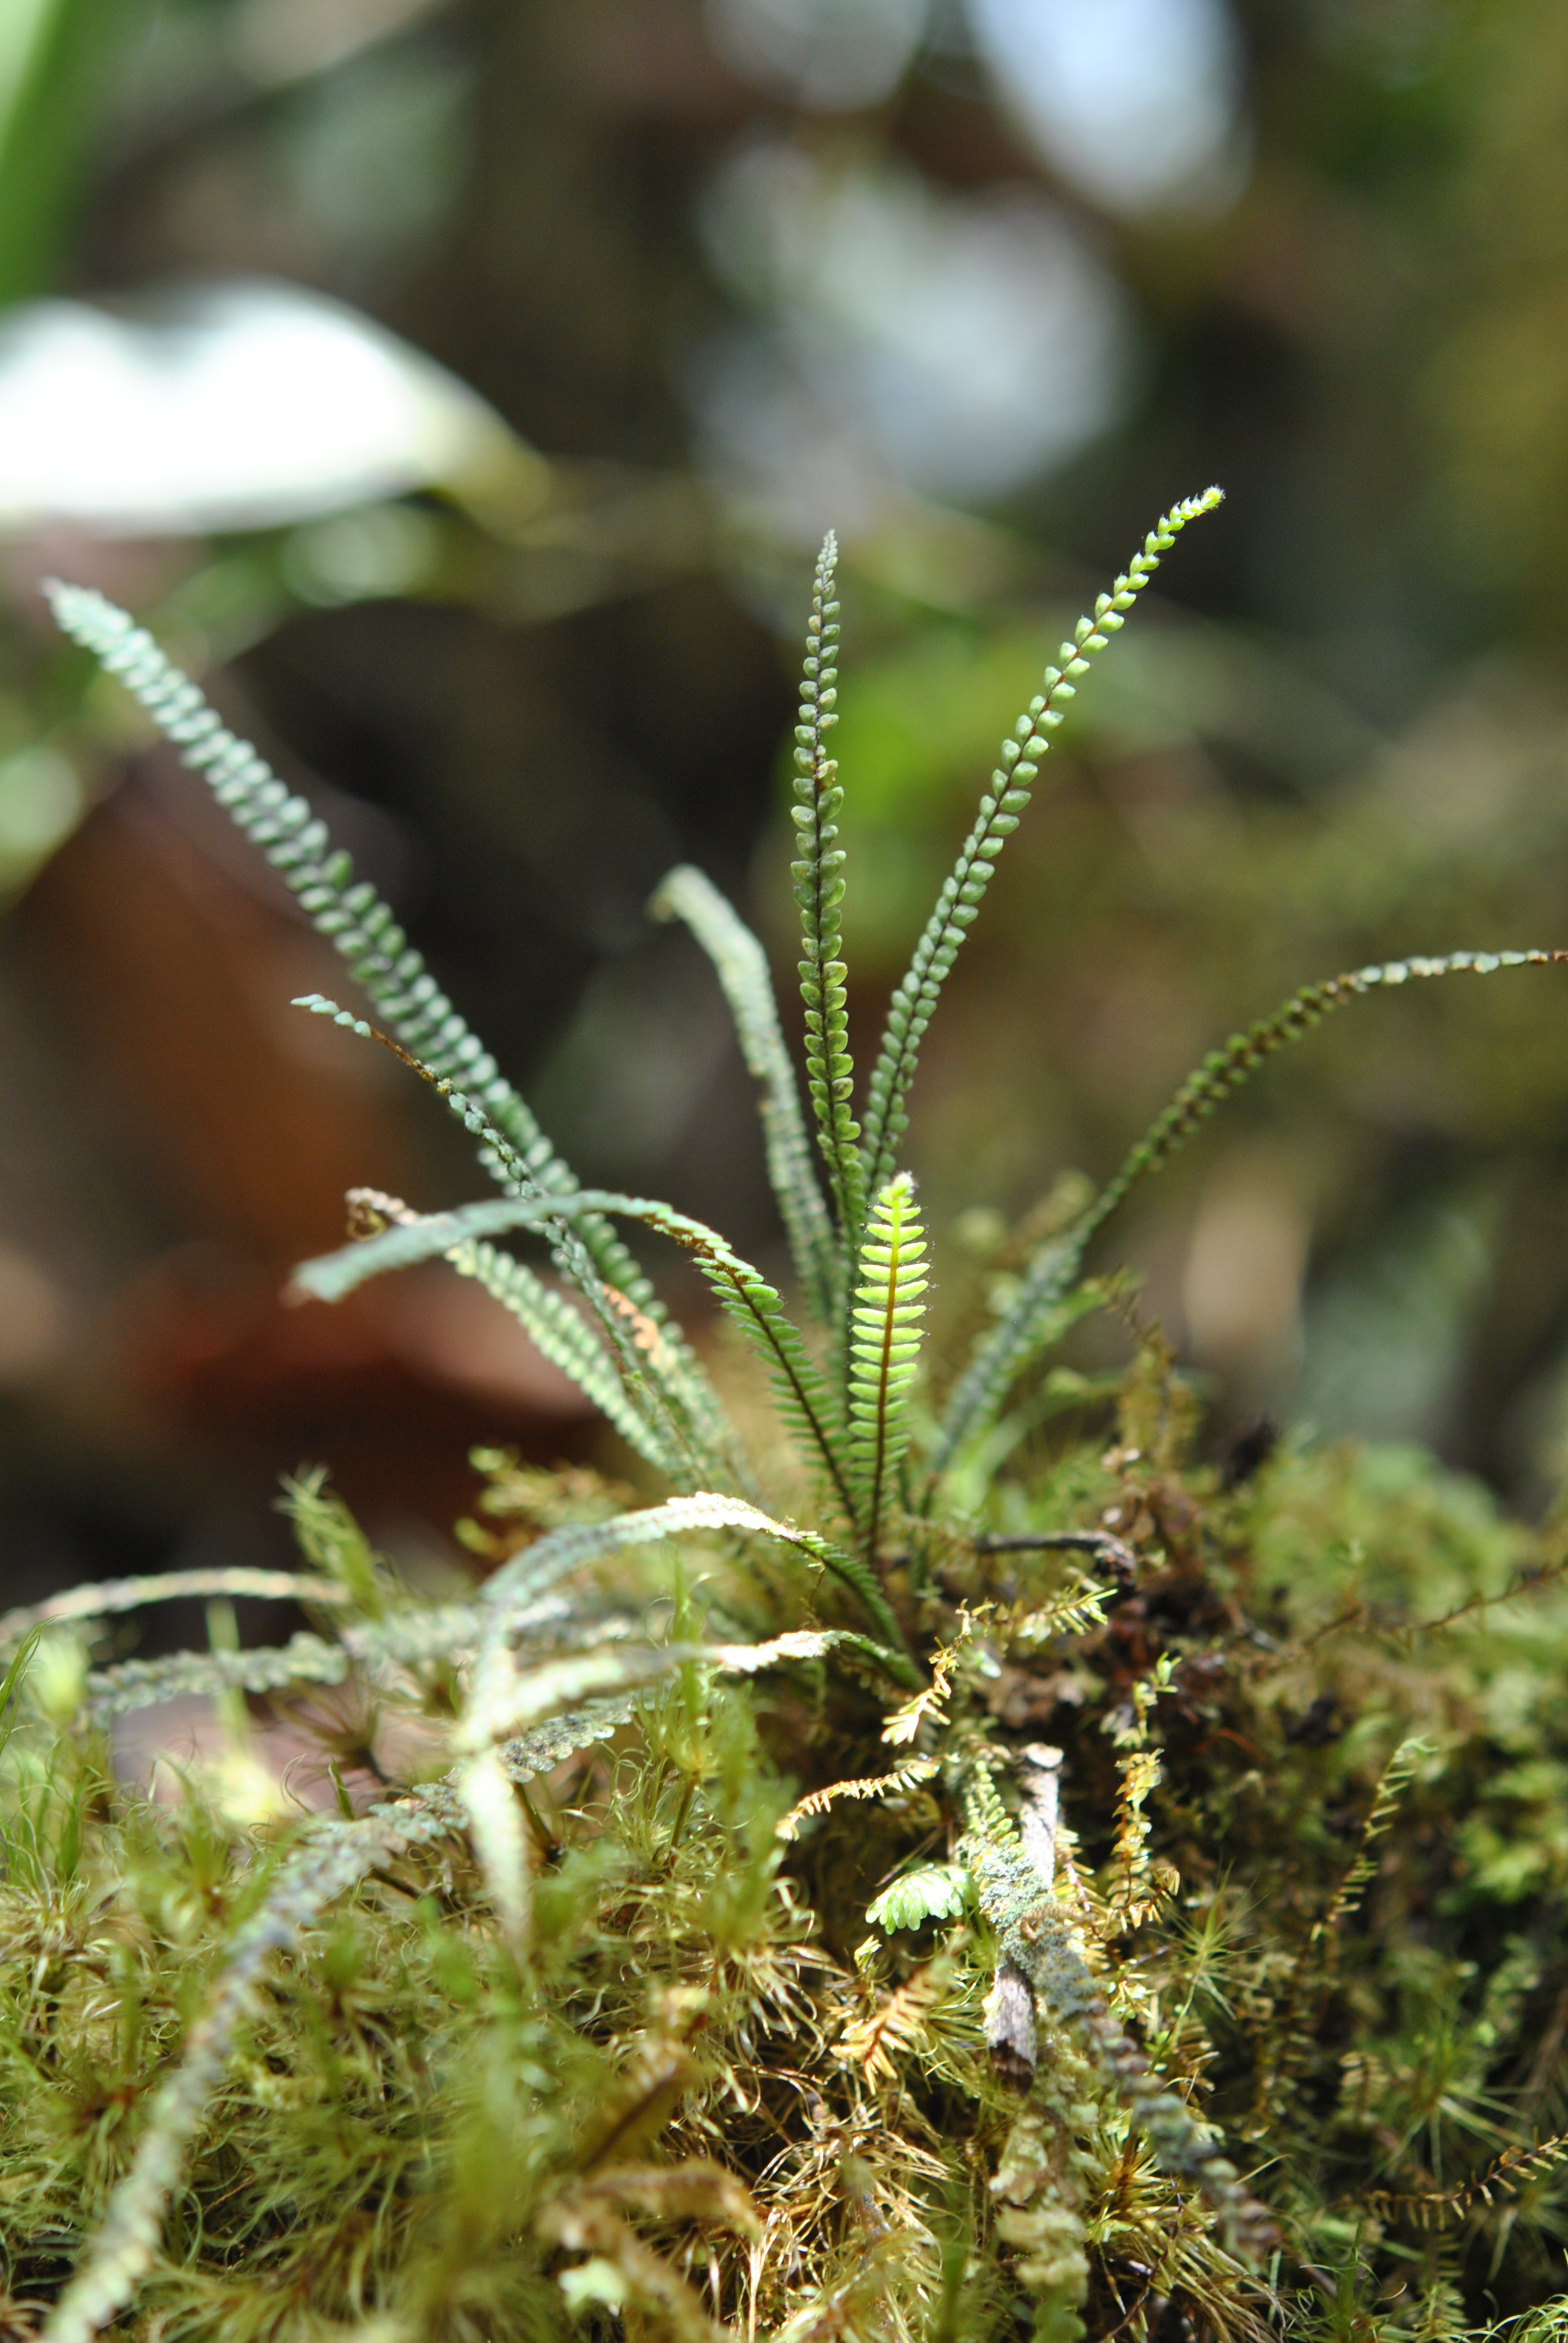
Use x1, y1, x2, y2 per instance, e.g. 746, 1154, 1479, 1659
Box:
5, 1389, 1568, 2343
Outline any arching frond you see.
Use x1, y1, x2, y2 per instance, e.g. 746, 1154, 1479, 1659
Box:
651, 863, 836, 1322
846, 1173, 929, 1566
0, 1567, 351, 1652
295, 1187, 854, 1524
857, 489, 1224, 1205
301, 999, 740, 1491
469, 1489, 915, 1685
935, 946, 1568, 1475
45, 582, 658, 1322
791, 534, 864, 1245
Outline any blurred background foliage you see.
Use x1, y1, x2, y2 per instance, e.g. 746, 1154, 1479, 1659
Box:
3, 0, 1568, 1613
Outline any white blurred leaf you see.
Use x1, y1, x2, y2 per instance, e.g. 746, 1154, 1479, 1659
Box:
0, 277, 534, 537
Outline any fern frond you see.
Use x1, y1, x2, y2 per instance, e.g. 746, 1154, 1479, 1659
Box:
865, 1863, 970, 1933
296, 1187, 853, 1521
468, 1488, 916, 1691
936, 947, 1568, 1475
776, 1755, 938, 1840
1315, 1735, 1431, 1944
460, 1625, 903, 1755
858, 489, 1224, 1205
846, 1173, 929, 1565
497, 1695, 640, 1781
79, 1597, 506, 1725
651, 864, 836, 1321
0, 1567, 351, 1651
44, 583, 659, 1323
836, 1953, 953, 2084
792, 534, 864, 1245
82, 1636, 351, 1723
305, 1001, 739, 1491
1079, 951, 1568, 1260
961, 1768, 1275, 2256
346, 1180, 685, 1477
42, 1798, 451, 2343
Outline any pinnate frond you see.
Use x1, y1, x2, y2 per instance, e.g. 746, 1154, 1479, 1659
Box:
469, 1490, 915, 1684
865, 1863, 970, 1933
45, 582, 658, 1322
858, 488, 1225, 1204
936, 946, 1568, 1475
791, 534, 864, 1244
43, 1797, 452, 2343
776, 1755, 938, 1841
304, 1000, 737, 1490
0, 1566, 351, 1652
296, 1186, 854, 1522
846, 1172, 929, 1564
651, 863, 836, 1321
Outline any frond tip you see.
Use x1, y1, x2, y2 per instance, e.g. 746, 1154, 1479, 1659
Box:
847, 1172, 929, 1565
792, 531, 864, 1246
858, 487, 1225, 1204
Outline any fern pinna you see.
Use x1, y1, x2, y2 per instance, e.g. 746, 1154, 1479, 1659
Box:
28, 500, 1568, 2343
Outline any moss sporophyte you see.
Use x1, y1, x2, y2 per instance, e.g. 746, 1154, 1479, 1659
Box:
12, 496, 1568, 2341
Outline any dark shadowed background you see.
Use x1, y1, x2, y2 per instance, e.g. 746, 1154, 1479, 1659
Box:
3, 0, 1568, 1624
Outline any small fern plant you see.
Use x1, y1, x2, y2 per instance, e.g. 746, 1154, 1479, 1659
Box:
19, 492, 1568, 2343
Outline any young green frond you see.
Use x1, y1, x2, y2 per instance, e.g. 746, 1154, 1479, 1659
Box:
865, 1861, 970, 1933
45, 583, 658, 1321
846, 1172, 929, 1566
858, 488, 1224, 1204
792, 533, 864, 1245
935, 946, 1568, 1476
650, 864, 836, 1322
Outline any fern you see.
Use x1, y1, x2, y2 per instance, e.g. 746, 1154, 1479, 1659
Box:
0, 1565, 351, 1651
650, 865, 836, 1322
40, 512, 1568, 2343
792, 533, 864, 1249
43, 584, 661, 1331
864, 1863, 970, 1933
295, 1185, 855, 1524
301, 998, 737, 1490
464, 1487, 915, 1685
857, 488, 1225, 1207
846, 1172, 929, 1566
45, 1795, 454, 2343
935, 948, 1568, 1472
344, 1181, 681, 1476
